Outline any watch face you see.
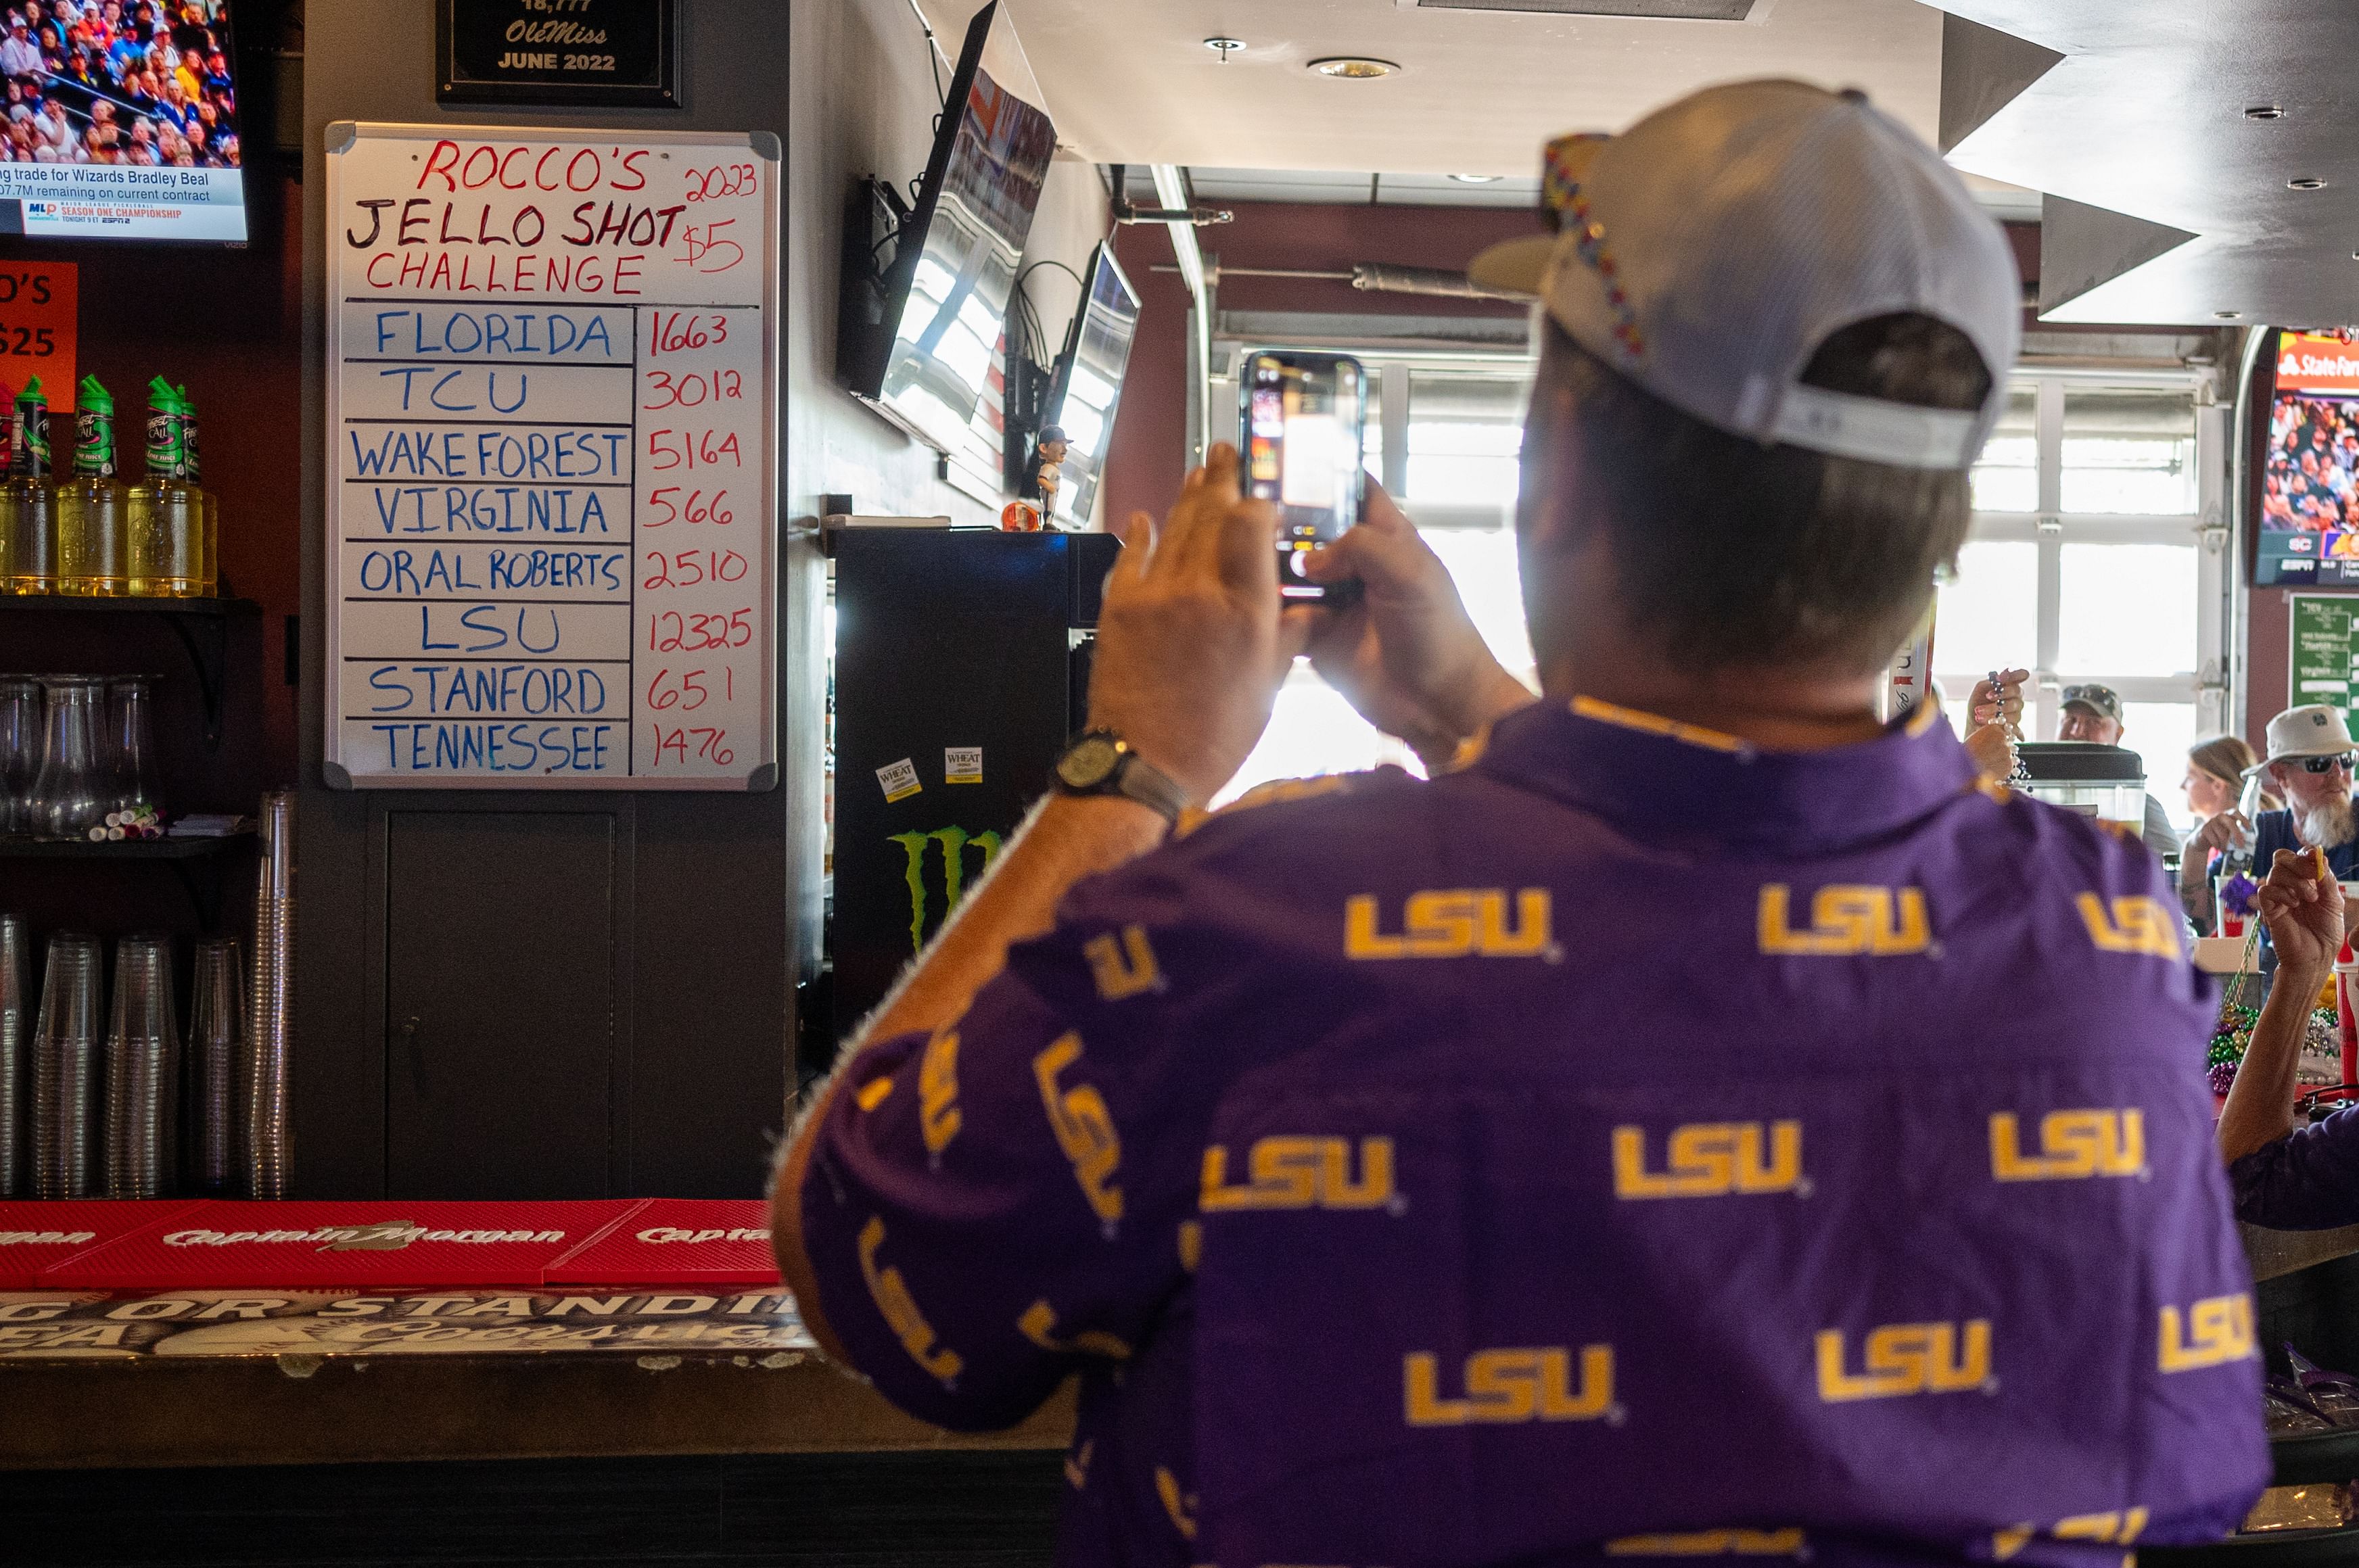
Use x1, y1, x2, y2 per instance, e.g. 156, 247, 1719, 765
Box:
1058, 734, 1122, 790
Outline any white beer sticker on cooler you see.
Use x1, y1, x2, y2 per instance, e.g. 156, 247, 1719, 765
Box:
945, 746, 983, 784
876, 758, 921, 803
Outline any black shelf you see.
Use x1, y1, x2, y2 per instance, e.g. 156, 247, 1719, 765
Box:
0, 595, 261, 747
0, 830, 256, 927
0, 594, 258, 617
0, 832, 252, 859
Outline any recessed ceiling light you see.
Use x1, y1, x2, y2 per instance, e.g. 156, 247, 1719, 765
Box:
2291, 176, 2328, 190
2214, 310, 2243, 319
2246, 105, 2287, 120
1309, 57, 1401, 80
1202, 37, 1245, 60
1450, 173, 1501, 184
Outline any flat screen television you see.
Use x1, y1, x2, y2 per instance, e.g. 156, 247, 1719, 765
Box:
2257, 329, 2359, 587
839, 1, 1054, 454
0, 0, 246, 242
1039, 241, 1140, 527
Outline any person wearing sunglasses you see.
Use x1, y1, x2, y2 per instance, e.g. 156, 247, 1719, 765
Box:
2055, 682, 2182, 861
2244, 705, 2359, 974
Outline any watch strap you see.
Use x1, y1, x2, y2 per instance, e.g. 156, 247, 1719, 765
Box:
1111, 750, 1189, 825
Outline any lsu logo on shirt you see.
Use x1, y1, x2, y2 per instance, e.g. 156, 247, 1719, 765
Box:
1758, 885, 1928, 957
2159, 1293, 2256, 1373
1017, 1298, 1131, 1360
919, 1030, 961, 1157
1613, 1121, 1804, 1199
1992, 1510, 2148, 1561
1200, 1135, 1396, 1212
1815, 1319, 1991, 1402
1404, 1344, 1615, 1426
856, 1216, 961, 1385
1989, 1110, 2144, 1181
1084, 926, 1161, 1001
1033, 1032, 1123, 1227
2076, 894, 2183, 959
1344, 888, 1554, 960
1606, 1531, 1806, 1558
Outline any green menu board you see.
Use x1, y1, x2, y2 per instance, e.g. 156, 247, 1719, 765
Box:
2291, 594, 2359, 726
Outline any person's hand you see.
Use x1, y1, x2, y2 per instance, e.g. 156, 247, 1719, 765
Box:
2182, 810, 2253, 874
1963, 721, 2015, 780
1967, 668, 2029, 733
2255, 846, 2345, 980
1297, 479, 1533, 767
1088, 445, 1312, 805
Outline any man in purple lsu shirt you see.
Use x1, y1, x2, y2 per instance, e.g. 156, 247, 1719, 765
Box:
774, 81, 2266, 1568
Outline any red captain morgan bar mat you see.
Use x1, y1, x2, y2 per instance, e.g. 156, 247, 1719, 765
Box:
41, 1200, 642, 1291
0, 1202, 203, 1289
542, 1198, 779, 1287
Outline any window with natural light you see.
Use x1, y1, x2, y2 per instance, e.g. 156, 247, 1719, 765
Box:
1936, 373, 2220, 831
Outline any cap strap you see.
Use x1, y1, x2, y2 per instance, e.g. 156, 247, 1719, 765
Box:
1769, 384, 1980, 470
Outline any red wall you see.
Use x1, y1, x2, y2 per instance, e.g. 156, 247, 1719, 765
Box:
1100, 200, 1541, 531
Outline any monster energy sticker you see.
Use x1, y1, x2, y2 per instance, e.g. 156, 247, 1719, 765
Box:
889, 826, 1004, 953
945, 746, 983, 784
876, 757, 921, 803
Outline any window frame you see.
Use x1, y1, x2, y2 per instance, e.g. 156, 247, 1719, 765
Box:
1943, 366, 2231, 748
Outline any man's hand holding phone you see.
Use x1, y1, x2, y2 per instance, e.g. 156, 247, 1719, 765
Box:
1299, 479, 1534, 769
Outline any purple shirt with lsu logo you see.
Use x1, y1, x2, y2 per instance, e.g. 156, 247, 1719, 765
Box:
798, 696, 2268, 1568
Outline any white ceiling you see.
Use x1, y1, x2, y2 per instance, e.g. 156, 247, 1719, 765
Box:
920, 0, 1948, 176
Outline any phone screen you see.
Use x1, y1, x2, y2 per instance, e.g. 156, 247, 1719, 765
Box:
1241, 352, 1365, 601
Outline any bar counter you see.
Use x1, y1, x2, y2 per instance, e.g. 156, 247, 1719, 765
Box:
0, 1198, 1075, 1470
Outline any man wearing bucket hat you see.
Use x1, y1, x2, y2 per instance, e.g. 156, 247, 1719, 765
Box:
775, 82, 2264, 1565
2226, 704, 2359, 976
2245, 703, 2359, 880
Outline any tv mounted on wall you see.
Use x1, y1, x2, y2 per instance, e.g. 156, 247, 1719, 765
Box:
0, 0, 247, 242
2258, 329, 2359, 588
1035, 241, 1140, 527
837, 1, 1056, 455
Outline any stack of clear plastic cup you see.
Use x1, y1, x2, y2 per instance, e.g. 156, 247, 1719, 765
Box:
243, 790, 294, 1197
187, 936, 241, 1195
103, 933, 178, 1199
0, 913, 27, 1196
32, 932, 102, 1198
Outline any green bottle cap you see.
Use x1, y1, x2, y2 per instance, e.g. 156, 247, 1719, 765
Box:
12, 374, 47, 477
176, 382, 201, 483
73, 373, 115, 477
144, 375, 189, 479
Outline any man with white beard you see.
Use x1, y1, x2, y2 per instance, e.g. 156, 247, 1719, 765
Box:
2239, 705, 2359, 973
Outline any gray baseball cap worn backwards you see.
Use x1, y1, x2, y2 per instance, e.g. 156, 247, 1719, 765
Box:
1470, 79, 2022, 471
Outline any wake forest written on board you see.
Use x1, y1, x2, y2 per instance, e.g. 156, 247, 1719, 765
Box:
329, 131, 772, 787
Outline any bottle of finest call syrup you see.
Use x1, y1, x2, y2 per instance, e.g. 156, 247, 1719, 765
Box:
54, 373, 126, 596
3, 375, 57, 593
128, 377, 202, 597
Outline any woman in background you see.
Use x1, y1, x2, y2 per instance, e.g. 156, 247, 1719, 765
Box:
2179, 734, 2277, 929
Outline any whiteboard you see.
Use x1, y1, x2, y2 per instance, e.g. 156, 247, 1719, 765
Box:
322, 122, 778, 790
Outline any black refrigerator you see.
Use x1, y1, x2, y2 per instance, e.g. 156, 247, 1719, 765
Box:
826, 525, 1123, 1062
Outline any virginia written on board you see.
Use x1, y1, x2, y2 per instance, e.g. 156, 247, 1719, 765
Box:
326, 126, 775, 789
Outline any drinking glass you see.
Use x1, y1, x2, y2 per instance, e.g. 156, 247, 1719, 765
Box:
0, 912, 27, 1197
105, 932, 177, 1199
187, 936, 241, 1195
32, 932, 101, 1199
0, 676, 39, 836
28, 675, 108, 841
108, 675, 160, 822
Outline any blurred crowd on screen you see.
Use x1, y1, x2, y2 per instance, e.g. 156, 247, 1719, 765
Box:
0, 0, 237, 168
2264, 393, 2359, 546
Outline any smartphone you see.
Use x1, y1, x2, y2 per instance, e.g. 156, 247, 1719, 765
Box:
1240, 352, 1366, 602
